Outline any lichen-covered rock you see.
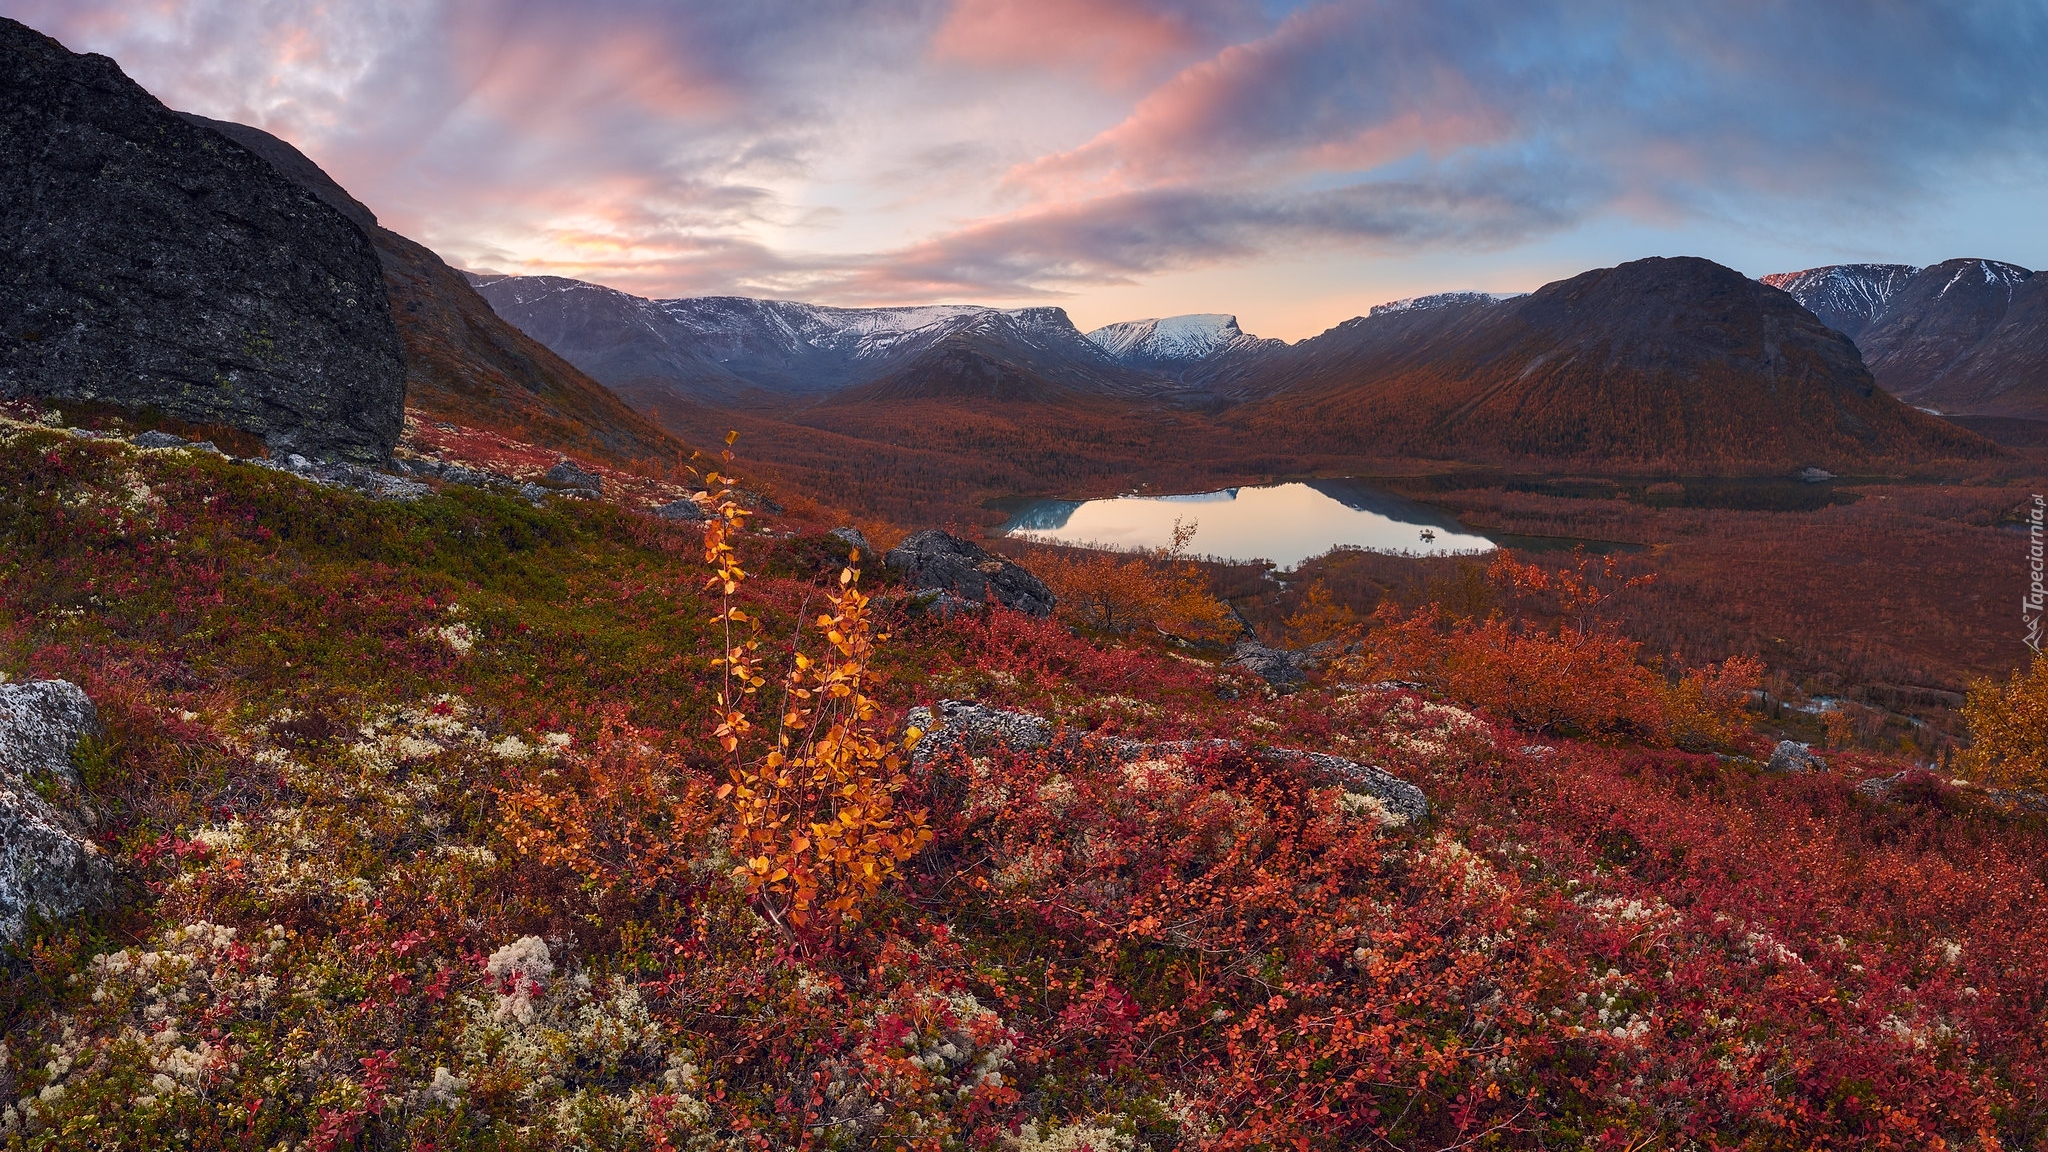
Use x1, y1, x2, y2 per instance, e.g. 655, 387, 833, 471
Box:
654, 497, 708, 522
907, 697, 1428, 824
1766, 740, 1825, 773
542, 459, 603, 496
0, 18, 405, 464
0, 679, 113, 943
906, 701, 1053, 764
1229, 640, 1321, 688
885, 531, 1055, 617
0, 679, 100, 789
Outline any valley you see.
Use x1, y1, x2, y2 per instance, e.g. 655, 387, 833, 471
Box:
6, 10, 2048, 1150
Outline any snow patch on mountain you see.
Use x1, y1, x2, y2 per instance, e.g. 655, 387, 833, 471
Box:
1760, 264, 1920, 334
1935, 259, 2032, 297
1367, 291, 1520, 318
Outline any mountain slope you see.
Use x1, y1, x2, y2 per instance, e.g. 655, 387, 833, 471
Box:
179, 114, 689, 467
1235, 256, 1994, 469
1853, 259, 2048, 418
0, 18, 403, 463
470, 274, 1155, 407
1758, 264, 1920, 340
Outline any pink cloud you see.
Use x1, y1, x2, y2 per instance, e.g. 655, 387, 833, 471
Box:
931, 0, 1234, 88
1011, 3, 1516, 195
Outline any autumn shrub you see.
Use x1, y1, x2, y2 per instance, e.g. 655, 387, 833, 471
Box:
1027, 519, 1235, 642
701, 437, 932, 931
1959, 652, 2048, 788
1339, 550, 1761, 747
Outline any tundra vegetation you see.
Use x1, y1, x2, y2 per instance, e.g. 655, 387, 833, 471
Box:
4, 410, 2048, 1150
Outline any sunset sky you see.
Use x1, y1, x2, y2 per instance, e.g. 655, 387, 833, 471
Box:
9, 0, 2046, 340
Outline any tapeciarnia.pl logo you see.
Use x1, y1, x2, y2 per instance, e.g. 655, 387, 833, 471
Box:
2028, 494, 2046, 653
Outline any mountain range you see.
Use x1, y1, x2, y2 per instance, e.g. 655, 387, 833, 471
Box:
1764, 259, 2047, 418
0, 11, 2031, 492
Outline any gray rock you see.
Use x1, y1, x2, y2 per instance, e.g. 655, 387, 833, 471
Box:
0, 19, 406, 464
1855, 771, 1906, 798
0, 680, 100, 789
1798, 467, 1837, 483
1765, 740, 1826, 773
906, 701, 1054, 764
255, 454, 429, 502
543, 459, 604, 496
654, 497, 708, 522
517, 482, 550, 505
885, 531, 1055, 617
907, 697, 1428, 823
1230, 640, 1314, 688
827, 526, 873, 557
131, 430, 191, 449
0, 679, 114, 943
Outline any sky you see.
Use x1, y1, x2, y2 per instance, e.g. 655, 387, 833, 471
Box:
8, 0, 2048, 341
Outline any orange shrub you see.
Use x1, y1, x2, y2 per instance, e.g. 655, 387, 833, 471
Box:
1030, 519, 1234, 641
702, 436, 932, 931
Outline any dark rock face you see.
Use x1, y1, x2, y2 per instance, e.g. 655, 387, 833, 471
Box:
0, 19, 405, 463
1, 679, 114, 943
885, 531, 1055, 617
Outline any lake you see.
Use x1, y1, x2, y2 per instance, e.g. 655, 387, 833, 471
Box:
1000, 480, 1497, 569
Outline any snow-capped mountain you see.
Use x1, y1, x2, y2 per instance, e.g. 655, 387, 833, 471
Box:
1367, 291, 1522, 318
1084, 314, 1282, 369
467, 274, 1153, 407
1757, 259, 2045, 417
1759, 264, 1920, 339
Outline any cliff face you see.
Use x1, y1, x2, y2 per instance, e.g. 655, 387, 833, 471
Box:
0, 19, 404, 463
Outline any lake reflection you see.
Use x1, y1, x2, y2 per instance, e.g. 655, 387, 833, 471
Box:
1001, 480, 1496, 569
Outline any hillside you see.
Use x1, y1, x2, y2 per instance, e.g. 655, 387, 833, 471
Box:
9, 403, 2048, 1148
1233, 256, 1996, 469
178, 116, 690, 468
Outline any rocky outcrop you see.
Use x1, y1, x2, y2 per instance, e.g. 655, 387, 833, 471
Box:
0, 19, 405, 464
541, 459, 603, 498
0, 679, 114, 943
906, 698, 1429, 824
1228, 640, 1339, 688
885, 532, 1055, 617
1766, 740, 1826, 773
654, 497, 708, 522
827, 527, 873, 557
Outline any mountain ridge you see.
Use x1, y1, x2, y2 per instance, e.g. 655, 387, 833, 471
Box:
1767, 258, 2047, 418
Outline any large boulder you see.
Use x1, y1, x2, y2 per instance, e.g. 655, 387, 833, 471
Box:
905, 698, 1428, 824
0, 18, 405, 464
0, 679, 113, 944
885, 531, 1055, 617
1766, 740, 1826, 774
